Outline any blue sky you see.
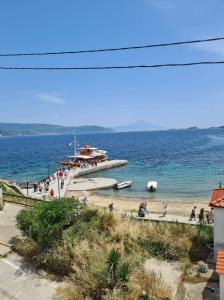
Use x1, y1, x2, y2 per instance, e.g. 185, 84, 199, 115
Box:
0, 0, 224, 128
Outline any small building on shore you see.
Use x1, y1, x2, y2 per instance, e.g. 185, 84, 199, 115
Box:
209, 188, 224, 254
216, 250, 224, 300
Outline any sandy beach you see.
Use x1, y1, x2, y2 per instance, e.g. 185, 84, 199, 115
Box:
66, 190, 210, 217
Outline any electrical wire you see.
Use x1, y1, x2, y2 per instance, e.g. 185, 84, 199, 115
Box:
0, 60, 224, 71
0, 37, 223, 57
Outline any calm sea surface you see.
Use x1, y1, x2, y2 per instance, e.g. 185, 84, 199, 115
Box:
1, 129, 224, 202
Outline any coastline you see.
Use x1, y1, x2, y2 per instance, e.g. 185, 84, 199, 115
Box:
66, 190, 210, 217
92, 190, 210, 203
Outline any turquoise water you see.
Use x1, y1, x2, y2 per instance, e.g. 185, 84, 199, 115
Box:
0, 129, 224, 201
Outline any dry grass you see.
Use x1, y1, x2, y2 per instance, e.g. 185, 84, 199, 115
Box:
12, 237, 41, 260
14, 204, 213, 300
127, 269, 172, 300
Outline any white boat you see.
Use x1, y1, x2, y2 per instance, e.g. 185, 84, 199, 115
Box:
113, 181, 132, 190
147, 181, 157, 192
61, 132, 108, 167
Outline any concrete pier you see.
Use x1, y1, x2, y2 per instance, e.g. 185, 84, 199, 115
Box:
20, 159, 128, 199
72, 160, 128, 177
68, 177, 117, 191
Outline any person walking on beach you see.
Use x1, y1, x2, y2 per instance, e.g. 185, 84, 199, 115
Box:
109, 203, 113, 213
138, 202, 145, 218
82, 196, 88, 207
144, 201, 149, 214
189, 206, 197, 221
160, 202, 168, 218
161, 202, 168, 217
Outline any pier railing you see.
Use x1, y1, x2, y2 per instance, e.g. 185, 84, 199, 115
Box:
3, 192, 44, 207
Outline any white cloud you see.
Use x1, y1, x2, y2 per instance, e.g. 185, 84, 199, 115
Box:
195, 40, 224, 56
36, 93, 66, 104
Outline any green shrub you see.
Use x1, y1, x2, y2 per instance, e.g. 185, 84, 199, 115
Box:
16, 198, 82, 249
196, 224, 213, 241
140, 239, 165, 257
80, 208, 99, 222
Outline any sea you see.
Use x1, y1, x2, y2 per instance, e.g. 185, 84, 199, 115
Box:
1, 128, 224, 202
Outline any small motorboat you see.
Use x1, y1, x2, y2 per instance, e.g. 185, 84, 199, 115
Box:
113, 181, 132, 190
147, 181, 157, 192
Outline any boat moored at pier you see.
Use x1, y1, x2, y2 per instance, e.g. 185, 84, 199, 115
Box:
113, 180, 132, 190
61, 144, 108, 167
147, 181, 158, 192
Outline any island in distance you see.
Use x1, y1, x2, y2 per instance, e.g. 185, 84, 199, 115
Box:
0, 121, 163, 136
113, 121, 164, 132
0, 121, 223, 137
0, 123, 113, 136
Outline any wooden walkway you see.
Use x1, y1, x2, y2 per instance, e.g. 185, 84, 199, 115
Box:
94, 206, 213, 226
123, 211, 213, 226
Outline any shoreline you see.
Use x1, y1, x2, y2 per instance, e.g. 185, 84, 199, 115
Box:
66, 190, 210, 217
92, 190, 210, 203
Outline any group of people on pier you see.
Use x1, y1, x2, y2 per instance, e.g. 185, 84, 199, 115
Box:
189, 206, 214, 224
138, 201, 168, 218
76, 159, 98, 169
62, 159, 100, 169
33, 167, 71, 198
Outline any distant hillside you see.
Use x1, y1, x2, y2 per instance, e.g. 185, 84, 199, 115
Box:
114, 121, 163, 132
0, 123, 113, 136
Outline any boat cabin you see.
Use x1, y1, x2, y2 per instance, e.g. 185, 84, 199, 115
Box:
61, 145, 108, 167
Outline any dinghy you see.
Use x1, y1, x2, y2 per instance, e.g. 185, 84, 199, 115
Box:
147, 181, 157, 192
113, 181, 132, 190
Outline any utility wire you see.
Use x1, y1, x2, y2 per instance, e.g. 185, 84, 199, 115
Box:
0, 37, 224, 57
0, 60, 224, 70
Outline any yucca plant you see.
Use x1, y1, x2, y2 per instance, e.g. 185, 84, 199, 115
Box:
105, 248, 121, 289
103, 248, 132, 291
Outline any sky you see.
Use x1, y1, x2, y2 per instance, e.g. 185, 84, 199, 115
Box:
0, 0, 224, 128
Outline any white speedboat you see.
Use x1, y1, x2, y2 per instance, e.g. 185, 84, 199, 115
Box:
147, 181, 157, 192
113, 181, 132, 190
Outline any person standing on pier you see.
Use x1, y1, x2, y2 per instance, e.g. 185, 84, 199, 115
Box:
50, 188, 54, 198
61, 179, 64, 190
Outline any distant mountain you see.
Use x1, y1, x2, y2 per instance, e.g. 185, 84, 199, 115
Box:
114, 121, 163, 132
185, 126, 199, 130
0, 123, 113, 136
